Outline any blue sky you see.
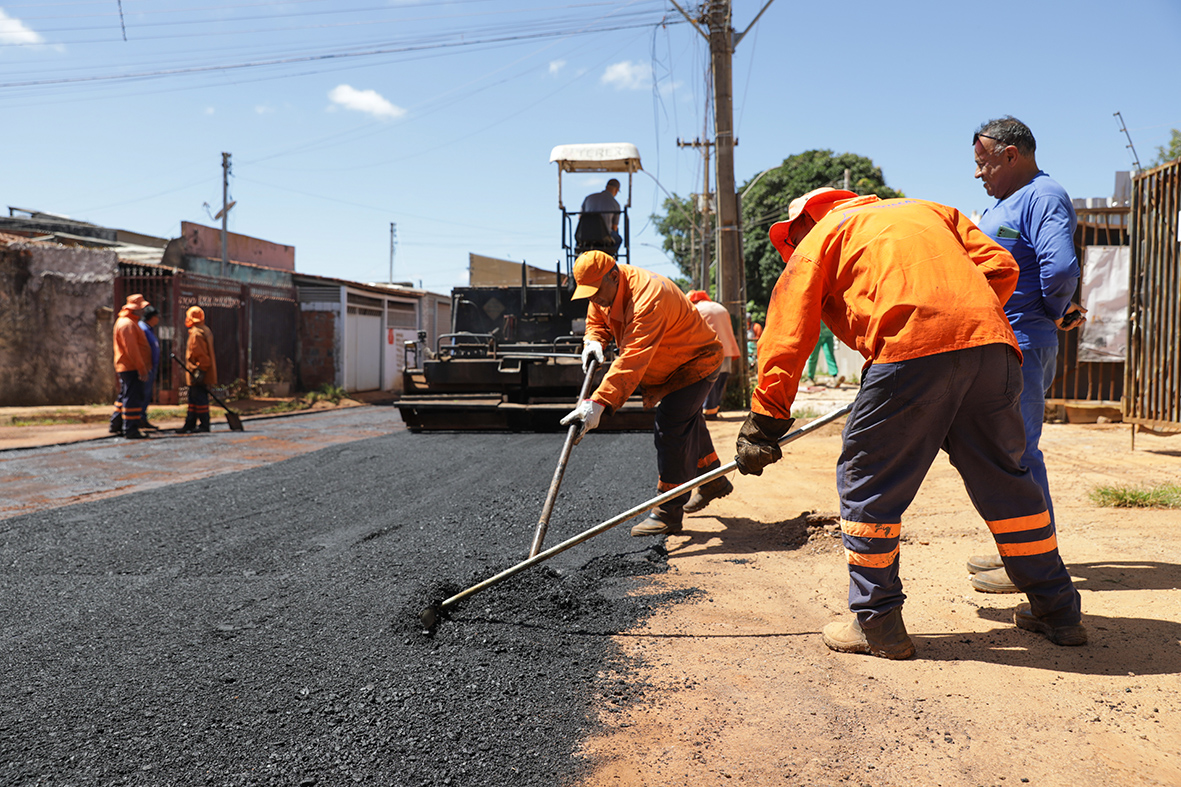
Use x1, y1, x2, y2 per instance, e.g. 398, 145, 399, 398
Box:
3, 0, 1179, 295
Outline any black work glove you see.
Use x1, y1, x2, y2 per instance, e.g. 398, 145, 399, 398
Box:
735, 412, 795, 476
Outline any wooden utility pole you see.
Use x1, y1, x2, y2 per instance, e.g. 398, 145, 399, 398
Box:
669, 0, 776, 403
677, 137, 714, 290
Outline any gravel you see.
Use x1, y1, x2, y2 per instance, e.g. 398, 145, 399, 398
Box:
0, 429, 696, 786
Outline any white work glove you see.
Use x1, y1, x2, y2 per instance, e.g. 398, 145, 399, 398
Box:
560, 399, 605, 443
581, 340, 605, 373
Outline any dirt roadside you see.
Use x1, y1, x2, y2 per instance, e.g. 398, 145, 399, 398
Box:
0, 392, 388, 451
578, 411, 1181, 787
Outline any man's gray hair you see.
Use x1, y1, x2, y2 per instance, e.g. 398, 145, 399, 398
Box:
975, 116, 1037, 157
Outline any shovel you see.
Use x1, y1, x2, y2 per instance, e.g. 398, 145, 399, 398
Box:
527, 358, 598, 558
420, 401, 854, 631
170, 353, 245, 432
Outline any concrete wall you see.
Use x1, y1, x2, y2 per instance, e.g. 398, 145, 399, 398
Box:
0, 243, 118, 406
175, 221, 294, 271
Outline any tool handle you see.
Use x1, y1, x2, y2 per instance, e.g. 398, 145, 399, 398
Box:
445, 400, 853, 612
528, 359, 598, 557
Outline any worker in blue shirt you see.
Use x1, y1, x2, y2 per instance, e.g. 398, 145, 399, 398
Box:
968, 116, 1087, 593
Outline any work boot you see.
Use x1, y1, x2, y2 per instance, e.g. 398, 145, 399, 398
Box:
108, 415, 123, 435
123, 428, 148, 440
683, 476, 734, 513
826, 375, 846, 389
967, 553, 1005, 574
822, 607, 916, 660
140, 420, 159, 431
196, 414, 211, 433
971, 567, 1020, 594
1013, 603, 1087, 646
177, 414, 198, 434
630, 506, 683, 537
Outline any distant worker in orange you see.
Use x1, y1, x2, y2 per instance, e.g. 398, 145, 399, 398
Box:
736, 188, 1084, 659
561, 251, 731, 535
179, 306, 218, 434
109, 293, 153, 440
687, 290, 741, 421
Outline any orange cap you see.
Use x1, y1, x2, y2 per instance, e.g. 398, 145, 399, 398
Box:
572, 250, 617, 300
768, 187, 858, 256
687, 290, 709, 303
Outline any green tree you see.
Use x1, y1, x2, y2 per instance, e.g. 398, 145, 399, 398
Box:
649, 193, 701, 285
739, 150, 903, 308
1153, 129, 1181, 166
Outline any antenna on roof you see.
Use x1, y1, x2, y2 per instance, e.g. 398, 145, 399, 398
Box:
1113, 112, 1142, 173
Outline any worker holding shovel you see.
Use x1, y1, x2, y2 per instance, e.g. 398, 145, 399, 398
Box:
561, 251, 730, 536
179, 306, 218, 434
736, 188, 1085, 659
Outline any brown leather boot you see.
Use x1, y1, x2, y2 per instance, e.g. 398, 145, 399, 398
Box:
822, 607, 916, 659
683, 476, 734, 513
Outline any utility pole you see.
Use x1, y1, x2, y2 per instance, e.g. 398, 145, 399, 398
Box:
389, 222, 397, 284
677, 137, 714, 290
669, 0, 776, 404
220, 152, 232, 278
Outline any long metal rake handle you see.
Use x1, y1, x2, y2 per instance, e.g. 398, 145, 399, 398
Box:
438, 401, 853, 616
528, 359, 598, 558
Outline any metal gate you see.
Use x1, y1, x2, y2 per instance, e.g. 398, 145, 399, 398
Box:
1126, 159, 1181, 432
117, 264, 297, 404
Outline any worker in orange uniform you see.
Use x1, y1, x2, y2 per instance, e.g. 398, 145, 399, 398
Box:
179, 306, 218, 434
687, 290, 741, 421
109, 293, 153, 440
735, 187, 1084, 659
561, 251, 729, 535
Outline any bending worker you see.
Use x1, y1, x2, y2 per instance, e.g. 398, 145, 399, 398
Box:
735, 187, 1084, 659
561, 251, 732, 535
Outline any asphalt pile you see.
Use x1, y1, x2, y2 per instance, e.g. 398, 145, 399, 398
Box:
0, 429, 694, 786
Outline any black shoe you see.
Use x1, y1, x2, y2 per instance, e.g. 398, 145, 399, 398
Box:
1013, 603, 1087, 646
123, 430, 148, 440
140, 420, 159, 431
683, 476, 734, 513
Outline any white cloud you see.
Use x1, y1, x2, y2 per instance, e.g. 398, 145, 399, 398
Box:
601, 61, 649, 91
548, 59, 566, 76
327, 84, 405, 120
0, 9, 47, 46
205, 107, 216, 115
255, 104, 276, 115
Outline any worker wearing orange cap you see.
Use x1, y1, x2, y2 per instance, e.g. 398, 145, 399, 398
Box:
109, 293, 153, 440
561, 251, 729, 535
736, 187, 1084, 659
179, 306, 219, 434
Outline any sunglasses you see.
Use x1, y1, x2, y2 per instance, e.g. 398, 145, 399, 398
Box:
973, 132, 1008, 151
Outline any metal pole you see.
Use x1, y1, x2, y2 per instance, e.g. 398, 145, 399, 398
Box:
389, 222, 397, 284
220, 152, 230, 279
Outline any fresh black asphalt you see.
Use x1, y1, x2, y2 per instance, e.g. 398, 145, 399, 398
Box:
0, 411, 697, 786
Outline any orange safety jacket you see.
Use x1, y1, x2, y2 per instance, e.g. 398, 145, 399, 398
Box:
585, 264, 723, 412
112, 308, 151, 378
753, 196, 1021, 421
185, 323, 219, 387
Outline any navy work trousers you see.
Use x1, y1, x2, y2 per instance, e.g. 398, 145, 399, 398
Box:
652, 368, 721, 511
837, 344, 1080, 629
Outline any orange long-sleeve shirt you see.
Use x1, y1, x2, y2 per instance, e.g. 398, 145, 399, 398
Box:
112, 308, 151, 378
753, 196, 1020, 421
585, 264, 723, 412
186, 323, 219, 386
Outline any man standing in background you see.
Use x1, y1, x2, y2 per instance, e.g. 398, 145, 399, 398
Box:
968, 117, 1087, 594
109, 293, 152, 440
138, 305, 161, 431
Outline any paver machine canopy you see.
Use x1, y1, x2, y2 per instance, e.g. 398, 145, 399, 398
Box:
550, 142, 642, 270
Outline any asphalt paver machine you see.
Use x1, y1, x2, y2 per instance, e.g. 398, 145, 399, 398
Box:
395, 143, 652, 432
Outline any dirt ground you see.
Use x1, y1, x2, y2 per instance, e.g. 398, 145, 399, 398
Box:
578, 413, 1181, 787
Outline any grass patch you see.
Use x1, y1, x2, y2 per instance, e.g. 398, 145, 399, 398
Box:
1089, 483, 1181, 509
